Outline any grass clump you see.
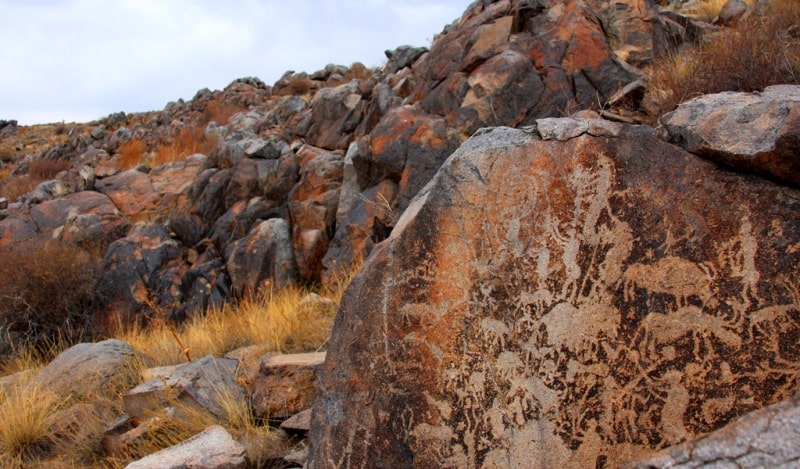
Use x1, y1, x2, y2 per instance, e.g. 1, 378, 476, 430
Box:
0, 385, 65, 464
648, 0, 800, 115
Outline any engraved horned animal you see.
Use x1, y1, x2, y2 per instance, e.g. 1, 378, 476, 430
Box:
623, 256, 714, 307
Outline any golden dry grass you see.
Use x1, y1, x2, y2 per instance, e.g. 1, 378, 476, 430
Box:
117, 283, 340, 368
0, 385, 65, 464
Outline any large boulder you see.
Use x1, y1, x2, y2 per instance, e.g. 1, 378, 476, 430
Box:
289, 150, 344, 281
34, 339, 137, 400
98, 223, 188, 316
659, 85, 800, 187
308, 121, 800, 468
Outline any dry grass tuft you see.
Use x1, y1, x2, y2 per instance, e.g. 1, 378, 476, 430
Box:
648, 0, 800, 116
0, 174, 37, 203
152, 126, 217, 167
117, 282, 341, 368
286, 75, 314, 96
0, 385, 65, 464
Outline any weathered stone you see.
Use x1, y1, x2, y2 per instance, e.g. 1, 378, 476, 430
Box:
252, 352, 325, 420
284, 446, 310, 467
225, 217, 298, 295
280, 409, 312, 432
302, 81, 364, 150
124, 356, 246, 423
34, 339, 137, 400
47, 402, 115, 449
210, 197, 283, 248
309, 122, 800, 468
237, 135, 289, 160
716, 0, 749, 25
95, 169, 162, 217
98, 223, 188, 316
125, 425, 246, 469
385, 45, 429, 74
628, 392, 800, 468
174, 243, 231, 321
659, 85, 800, 186
169, 168, 233, 247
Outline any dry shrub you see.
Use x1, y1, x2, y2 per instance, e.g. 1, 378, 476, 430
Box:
0, 146, 14, 163
0, 174, 38, 203
0, 241, 104, 351
152, 126, 217, 167
116, 138, 148, 170
286, 75, 313, 96
202, 99, 245, 126
27, 159, 69, 180
649, 0, 800, 115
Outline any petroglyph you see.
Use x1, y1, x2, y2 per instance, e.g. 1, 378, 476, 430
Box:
622, 256, 715, 308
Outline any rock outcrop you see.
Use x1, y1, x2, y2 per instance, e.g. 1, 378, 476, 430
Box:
308, 120, 800, 468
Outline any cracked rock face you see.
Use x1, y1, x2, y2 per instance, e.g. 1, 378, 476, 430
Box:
308, 120, 800, 468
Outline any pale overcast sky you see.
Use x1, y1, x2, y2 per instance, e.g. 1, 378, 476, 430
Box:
0, 0, 468, 125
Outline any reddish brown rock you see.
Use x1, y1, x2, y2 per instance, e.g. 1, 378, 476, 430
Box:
309, 122, 800, 468
0, 191, 129, 248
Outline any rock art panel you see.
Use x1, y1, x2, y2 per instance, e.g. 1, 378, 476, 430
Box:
309, 122, 800, 468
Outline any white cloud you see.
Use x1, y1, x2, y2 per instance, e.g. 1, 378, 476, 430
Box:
0, 0, 467, 124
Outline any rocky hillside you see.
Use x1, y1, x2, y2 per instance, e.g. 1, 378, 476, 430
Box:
0, 0, 798, 467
